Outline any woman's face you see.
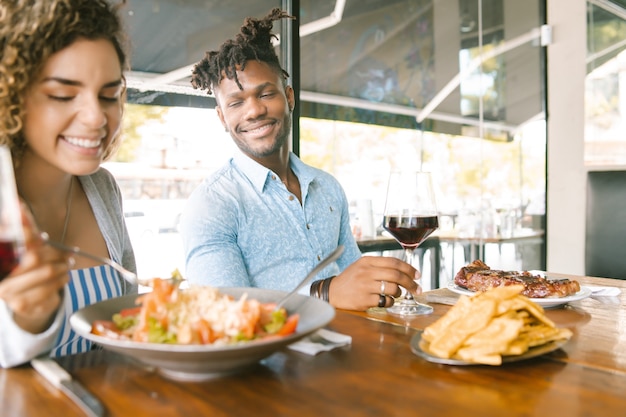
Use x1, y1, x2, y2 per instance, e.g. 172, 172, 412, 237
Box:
22, 38, 124, 175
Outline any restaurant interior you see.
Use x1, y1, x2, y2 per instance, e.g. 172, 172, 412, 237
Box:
4, 2, 626, 416
111, 0, 626, 283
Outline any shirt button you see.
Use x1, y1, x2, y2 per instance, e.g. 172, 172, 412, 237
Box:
306, 224, 311, 230
271, 175, 277, 180
288, 195, 294, 201
317, 255, 321, 261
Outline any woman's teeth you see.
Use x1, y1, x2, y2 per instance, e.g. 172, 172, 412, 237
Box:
65, 136, 101, 148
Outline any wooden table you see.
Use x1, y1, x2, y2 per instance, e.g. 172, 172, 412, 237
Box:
2, 275, 625, 417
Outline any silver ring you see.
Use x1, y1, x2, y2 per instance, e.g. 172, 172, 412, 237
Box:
377, 294, 386, 308
380, 280, 386, 295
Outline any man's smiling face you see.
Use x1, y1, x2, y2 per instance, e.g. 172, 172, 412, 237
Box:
215, 60, 294, 160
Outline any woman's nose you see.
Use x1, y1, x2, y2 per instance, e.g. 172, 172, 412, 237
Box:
78, 96, 107, 128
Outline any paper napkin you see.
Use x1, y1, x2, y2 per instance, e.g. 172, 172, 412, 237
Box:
287, 329, 352, 355
586, 285, 621, 297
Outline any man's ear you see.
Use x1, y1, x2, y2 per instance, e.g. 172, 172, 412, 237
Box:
285, 85, 295, 112
216, 105, 228, 131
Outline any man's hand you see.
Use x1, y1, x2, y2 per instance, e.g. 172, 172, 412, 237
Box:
328, 256, 420, 311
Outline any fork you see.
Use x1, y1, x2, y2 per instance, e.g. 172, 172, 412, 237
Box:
40, 232, 140, 285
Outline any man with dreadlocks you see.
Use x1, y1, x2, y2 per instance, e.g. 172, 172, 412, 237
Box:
180, 8, 419, 311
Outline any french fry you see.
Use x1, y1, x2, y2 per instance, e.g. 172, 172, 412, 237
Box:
427, 298, 496, 358
422, 295, 473, 342
420, 284, 573, 365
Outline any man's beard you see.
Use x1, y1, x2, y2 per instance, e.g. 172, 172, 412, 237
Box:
232, 113, 292, 158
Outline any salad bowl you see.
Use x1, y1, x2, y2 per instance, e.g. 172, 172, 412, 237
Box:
70, 287, 335, 381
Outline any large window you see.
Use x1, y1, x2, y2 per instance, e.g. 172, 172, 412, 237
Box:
299, 0, 547, 279
113, 0, 548, 283
586, 0, 626, 165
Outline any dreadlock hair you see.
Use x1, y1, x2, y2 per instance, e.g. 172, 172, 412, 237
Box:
191, 8, 295, 96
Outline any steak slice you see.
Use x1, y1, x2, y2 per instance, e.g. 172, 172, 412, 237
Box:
454, 260, 581, 298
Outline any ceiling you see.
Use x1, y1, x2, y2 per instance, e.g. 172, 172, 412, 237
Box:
121, 0, 547, 137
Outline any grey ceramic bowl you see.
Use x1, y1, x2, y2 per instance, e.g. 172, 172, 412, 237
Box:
70, 287, 335, 381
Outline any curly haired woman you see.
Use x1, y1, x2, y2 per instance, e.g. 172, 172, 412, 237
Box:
0, 0, 137, 367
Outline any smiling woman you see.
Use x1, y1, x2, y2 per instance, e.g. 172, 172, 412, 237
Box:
0, 0, 137, 368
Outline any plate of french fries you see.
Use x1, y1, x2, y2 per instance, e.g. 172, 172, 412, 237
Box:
411, 285, 573, 365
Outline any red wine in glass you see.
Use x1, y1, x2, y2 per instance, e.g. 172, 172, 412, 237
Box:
1, 145, 25, 281
383, 215, 439, 249
0, 239, 20, 281
382, 170, 439, 316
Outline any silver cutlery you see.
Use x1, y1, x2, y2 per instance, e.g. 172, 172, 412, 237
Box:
40, 232, 140, 285
274, 245, 344, 311
31, 357, 105, 417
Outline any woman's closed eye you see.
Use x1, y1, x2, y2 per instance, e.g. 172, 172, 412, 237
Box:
47, 94, 119, 103
48, 95, 73, 102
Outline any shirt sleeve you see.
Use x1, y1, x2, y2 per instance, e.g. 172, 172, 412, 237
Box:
0, 294, 65, 368
335, 181, 363, 270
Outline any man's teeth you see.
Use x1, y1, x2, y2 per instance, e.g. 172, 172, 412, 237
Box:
247, 124, 272, 134
65, 137, 101, 148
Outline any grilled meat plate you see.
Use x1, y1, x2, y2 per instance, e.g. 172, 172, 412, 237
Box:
454, 260, 581, 298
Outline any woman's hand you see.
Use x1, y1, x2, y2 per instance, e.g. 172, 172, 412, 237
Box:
328, 256, 420, 311
0, 204, 70, 333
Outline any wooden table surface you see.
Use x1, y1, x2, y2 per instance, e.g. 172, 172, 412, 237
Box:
2, 275, 625, 417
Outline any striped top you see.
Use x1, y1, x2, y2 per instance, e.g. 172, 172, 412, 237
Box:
51, 265, 125, 357
0, 168, 136, 368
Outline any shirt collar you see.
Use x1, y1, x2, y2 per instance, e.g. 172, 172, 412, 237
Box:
232, 150, 318, 193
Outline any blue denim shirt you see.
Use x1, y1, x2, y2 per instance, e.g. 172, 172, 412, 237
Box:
180, 151, 361, 293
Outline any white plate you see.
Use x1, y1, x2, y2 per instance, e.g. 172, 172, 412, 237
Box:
446, 281, 592, 309
70, 287, 335, 382
410, 330, 569, 365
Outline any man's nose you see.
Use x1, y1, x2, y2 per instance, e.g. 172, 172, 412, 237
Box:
244, 98, 267, 119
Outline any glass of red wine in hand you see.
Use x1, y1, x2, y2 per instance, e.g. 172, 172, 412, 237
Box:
382, 171, 439, 316
0, 145, 25, 281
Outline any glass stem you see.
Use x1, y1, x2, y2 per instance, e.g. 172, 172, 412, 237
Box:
404, 247, 415, 300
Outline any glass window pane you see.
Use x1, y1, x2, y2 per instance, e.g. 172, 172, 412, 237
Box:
586, 1, 626, 165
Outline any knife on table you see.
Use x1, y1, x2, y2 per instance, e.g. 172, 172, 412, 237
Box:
31, 357, 106, 417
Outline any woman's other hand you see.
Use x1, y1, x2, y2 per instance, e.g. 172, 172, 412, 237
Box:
0, 204, 70, 333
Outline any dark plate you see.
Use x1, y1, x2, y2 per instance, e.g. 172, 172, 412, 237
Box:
410, 330, 568, 365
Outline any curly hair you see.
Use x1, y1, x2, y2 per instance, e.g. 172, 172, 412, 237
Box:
191, 8, 295, 97
0, 0, 129, 162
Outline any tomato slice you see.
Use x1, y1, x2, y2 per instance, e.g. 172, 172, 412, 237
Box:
92, 320, 126, 339
118, 307, 142, 317
276, 314, 299, 336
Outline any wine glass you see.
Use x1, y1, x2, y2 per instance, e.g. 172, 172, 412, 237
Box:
382, 171, 439, 316
0, 145, 25, 281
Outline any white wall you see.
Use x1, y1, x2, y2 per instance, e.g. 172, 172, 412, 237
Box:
546, 0, 587, 274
